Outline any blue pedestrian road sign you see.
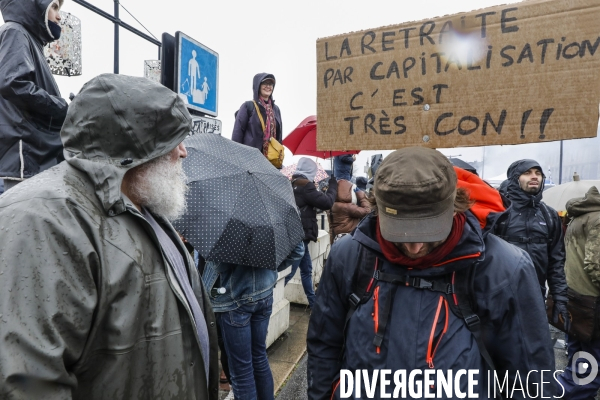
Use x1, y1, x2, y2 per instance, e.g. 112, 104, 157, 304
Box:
175, 32, 218, 117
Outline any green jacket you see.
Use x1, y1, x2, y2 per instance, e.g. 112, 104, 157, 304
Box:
0, 74, 218, 399
565, 186, 600, 296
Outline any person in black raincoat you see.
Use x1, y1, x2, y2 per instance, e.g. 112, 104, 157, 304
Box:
0, 0, 68, 191
307, 148, 554, 399
231, 73, 282, 156
285, 157, 337, 308
495, 159, 570, 331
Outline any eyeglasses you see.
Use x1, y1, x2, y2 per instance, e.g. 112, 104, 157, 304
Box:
261, 82, 274, 87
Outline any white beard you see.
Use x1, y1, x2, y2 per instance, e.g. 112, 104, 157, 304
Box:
127, 153, 188, 221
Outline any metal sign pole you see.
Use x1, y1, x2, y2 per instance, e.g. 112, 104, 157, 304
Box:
71, 0, 162, 74
114, 0, 119, 74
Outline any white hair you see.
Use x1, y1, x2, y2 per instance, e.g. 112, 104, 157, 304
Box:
126, 152, 189, 221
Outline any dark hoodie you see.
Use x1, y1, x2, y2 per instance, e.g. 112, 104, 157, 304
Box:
231, 72, 282, 154
0, 0, 68, 181
495, 159, 568, 298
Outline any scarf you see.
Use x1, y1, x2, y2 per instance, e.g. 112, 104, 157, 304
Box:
259, 98, 276, 156
375, 213, 466, 269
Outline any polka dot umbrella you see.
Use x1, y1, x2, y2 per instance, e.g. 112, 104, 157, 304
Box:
173, 133, 305, 270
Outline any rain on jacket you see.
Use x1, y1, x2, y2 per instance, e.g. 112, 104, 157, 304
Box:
231, 72, 282, 154
495, 159, 568, 298
564, 186, 600, 297
330, 179, 370, 238
307, 212, 554, 399
0, 0, 68, 181
0, 74, 218, 400
292, 175, 338, 242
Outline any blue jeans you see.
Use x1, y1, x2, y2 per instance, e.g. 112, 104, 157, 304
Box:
557, 335, 600, 399
218, 296, 274, 400
284, 240, 316, 308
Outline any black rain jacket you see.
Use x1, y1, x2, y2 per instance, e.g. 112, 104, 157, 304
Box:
292, 174, 337, 242
307, 212, 555, 399
496, 159, 568, 299
0, 0, 68, 180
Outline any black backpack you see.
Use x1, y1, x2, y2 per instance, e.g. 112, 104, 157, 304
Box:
342, 245, 504, 398
234, 101, 254, 119
496, 201, 556, 246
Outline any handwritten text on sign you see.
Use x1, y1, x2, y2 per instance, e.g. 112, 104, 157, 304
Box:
316, 0, 600, 151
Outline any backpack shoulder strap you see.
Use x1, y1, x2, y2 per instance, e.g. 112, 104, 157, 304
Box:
245, 100, 254, 117
538, 202, 557, 245
450, 265, 504, 399
339, 245, 379, 360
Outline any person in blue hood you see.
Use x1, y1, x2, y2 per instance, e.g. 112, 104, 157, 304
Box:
0, 0, 69, 191
232, 73, 282, 157
495, 159, 570, 332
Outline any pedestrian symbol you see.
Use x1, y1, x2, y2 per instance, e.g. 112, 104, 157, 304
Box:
176, 32, 218, 117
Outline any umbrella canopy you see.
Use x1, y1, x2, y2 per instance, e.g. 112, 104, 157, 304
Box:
282, 116, 360, 159
542, 173, 600, 212
449, 158, 478, 175
173, 134, 304, 270
280, 163, 329, 183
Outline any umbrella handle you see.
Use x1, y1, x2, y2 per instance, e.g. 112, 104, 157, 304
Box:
330, 151, 334, 177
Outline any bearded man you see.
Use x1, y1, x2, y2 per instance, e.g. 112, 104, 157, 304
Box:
0, 74, 218, 400
496, 159, 570, 332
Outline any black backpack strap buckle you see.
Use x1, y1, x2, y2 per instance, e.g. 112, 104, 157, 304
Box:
464, 314, 481, 328
411, 277, 433, 290
348, 293, 361, 309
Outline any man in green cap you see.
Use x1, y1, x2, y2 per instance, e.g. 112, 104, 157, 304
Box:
307, 147, 554, 399
0, 74, 218, 399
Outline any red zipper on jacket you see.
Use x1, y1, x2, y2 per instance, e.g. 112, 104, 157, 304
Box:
452, 271, 458, 305
426, 296, 449, 369
432, 252, 481, 267
373, 286, 380, 354
331, 378, 341, 400
365, 258, 379, 293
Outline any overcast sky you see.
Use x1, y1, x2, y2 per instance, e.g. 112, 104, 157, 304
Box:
4, 0, 598, 179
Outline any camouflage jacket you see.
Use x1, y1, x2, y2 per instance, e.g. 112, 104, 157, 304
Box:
565, 186, 600, 296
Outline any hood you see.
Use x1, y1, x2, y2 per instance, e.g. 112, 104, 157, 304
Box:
1, 0, 57, 45
62, 74, 192, 216
567, 186, 600, 217
504, 159, 545, 208
252, 72, 276, 102
356, 176, 368, 191
295, 157, 317, 182
336, 179, 353, 203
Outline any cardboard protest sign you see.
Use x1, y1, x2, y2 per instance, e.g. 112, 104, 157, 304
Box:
316, 0, 600, 151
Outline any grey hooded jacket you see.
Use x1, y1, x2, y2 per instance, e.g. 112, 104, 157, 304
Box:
0, 74, 218, 400
0, 0, 69, 181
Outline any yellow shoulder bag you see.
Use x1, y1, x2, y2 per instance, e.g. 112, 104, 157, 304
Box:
253, 101, 284, 169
